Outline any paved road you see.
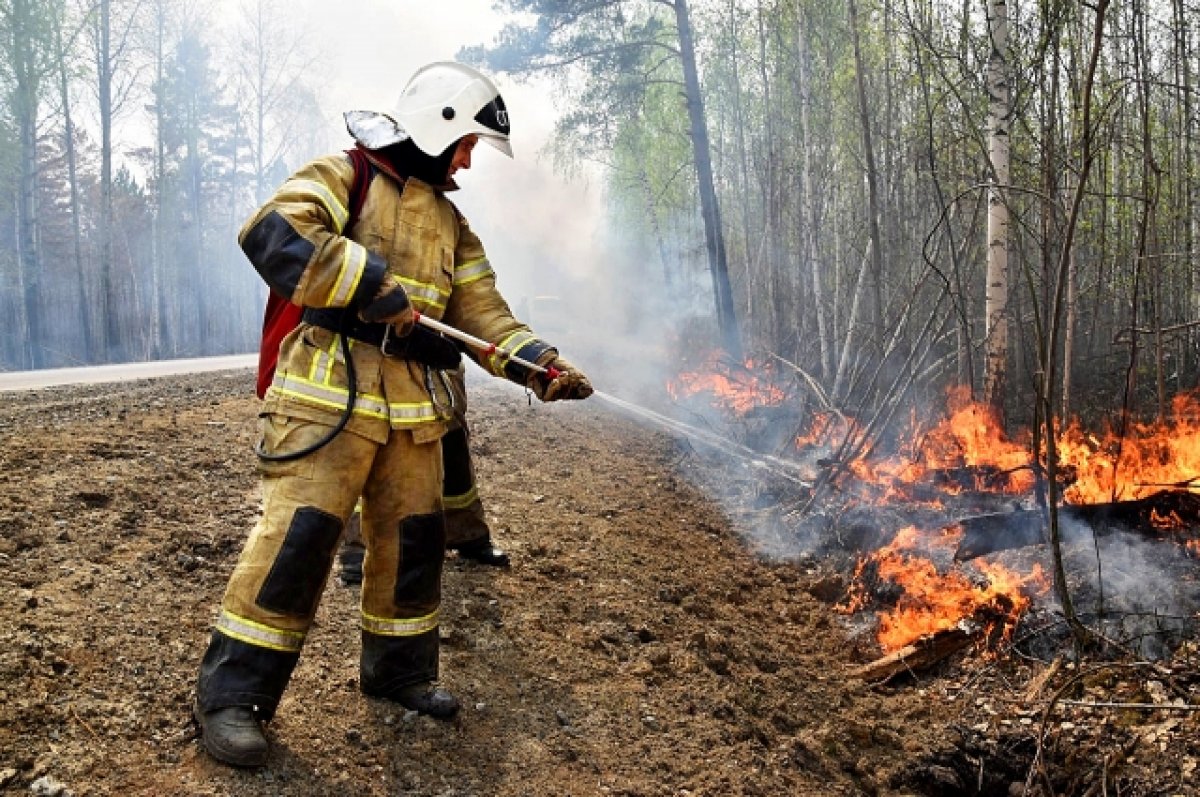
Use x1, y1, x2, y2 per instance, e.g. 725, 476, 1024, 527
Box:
0, 354, 258, 392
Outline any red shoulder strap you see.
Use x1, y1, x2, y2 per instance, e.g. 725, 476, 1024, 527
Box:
345, 146, 374, 231
255, 149, 375, 399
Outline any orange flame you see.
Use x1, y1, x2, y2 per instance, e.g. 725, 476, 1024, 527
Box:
1057, 394, 1200, 503
668, 360, 1199, 650
841, 387, 1036, 502
843, 525, 1050, 652
667, 352, 786, 415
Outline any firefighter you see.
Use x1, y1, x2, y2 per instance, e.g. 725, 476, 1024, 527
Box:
338, 360, 509, 586
194, 61, 592, 768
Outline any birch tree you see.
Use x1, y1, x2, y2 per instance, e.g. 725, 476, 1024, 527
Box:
983, 0, 1011, 415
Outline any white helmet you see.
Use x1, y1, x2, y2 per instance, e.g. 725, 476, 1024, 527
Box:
344, 62, 512, 158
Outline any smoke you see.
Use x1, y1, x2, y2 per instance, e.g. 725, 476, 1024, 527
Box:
1055, 516, 1200, 658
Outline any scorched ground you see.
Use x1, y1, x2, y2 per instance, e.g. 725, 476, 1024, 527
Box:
0, 369, 1196, 796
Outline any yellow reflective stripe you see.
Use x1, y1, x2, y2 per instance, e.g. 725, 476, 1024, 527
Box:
308, 335, 338, 385
327, 241, 367, 307
269, 373, 443, 425
271, 374, 390, 419
292, 179, 349, 232
388, 402, 442, 423
453, 257, 493, 286
398, 277, 449, 313
486, 330, 537, 376
443, 484, 478, 510
361, 608, 439, 637
215, 610, 305, 653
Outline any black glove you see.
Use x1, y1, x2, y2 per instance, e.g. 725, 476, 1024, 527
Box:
382, 325, 461, 369
359, 275, 414, 335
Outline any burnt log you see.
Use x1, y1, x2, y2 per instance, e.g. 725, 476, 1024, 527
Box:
953, 490, 1200, 561
849, 623, 976, 682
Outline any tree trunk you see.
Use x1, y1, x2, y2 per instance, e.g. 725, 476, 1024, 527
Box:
97, 0, 116, 361
1042, 0, 1111, 645
848, 0, 885, 335
796, 10, 831, 379
673, 0, 742, 357
983, 0, 1012, 418
11, 0, 42, 369
151, 0, 168, 358
52, 4, 93, 363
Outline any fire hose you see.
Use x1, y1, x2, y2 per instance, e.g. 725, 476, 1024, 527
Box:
415, 313, 814, 487
260, 311, 814, 486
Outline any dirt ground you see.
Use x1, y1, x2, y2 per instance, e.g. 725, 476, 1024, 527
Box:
0, 369, 1197, 796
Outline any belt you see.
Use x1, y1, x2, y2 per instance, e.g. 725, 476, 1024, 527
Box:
303, 307, 462, 369
303, 307, 390, 346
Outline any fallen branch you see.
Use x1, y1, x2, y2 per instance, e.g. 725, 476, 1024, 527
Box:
1058, 700, 1200, 712
954, 489, 1200, 560
850, 623, 976, 682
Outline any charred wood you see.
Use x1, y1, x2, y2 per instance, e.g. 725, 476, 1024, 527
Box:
849, 623, 976, 682
953, 490, 1200, 560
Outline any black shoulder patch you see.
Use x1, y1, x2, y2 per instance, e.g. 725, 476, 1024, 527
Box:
241, 210, 316, 298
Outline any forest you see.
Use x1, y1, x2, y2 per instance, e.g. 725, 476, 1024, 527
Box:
1, 0, 1195, 430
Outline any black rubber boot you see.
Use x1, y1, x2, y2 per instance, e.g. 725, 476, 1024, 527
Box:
394, 682, 460, 719
453, 538, 510, 568
195, 703, 269, 768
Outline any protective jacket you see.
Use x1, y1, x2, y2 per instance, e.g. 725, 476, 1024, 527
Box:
244, 150, 553, 445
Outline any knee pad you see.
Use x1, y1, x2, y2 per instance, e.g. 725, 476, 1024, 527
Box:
256, 506, 343, 617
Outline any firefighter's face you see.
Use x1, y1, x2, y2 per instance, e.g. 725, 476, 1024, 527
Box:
449, 135, 479, 176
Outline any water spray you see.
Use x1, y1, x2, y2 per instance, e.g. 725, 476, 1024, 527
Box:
415, 313, 813, 487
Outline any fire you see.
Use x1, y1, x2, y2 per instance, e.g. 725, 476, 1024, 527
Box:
835, 387, 1036, 505
843, 525, 1049, 652
667, 351, 787, 415
666, 359, 1200, 651
1057, 393, 1200, 503
790, 386, 1200, 506
1150, 508, 1185, 531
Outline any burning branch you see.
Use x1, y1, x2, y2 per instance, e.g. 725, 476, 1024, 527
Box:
849, 622, 978, 682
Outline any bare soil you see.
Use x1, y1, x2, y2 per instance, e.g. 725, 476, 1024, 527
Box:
0, 370, 1197, 796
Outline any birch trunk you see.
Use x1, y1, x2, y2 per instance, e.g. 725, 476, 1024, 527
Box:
983, 0, 1011, 415
848, 0, 885, 331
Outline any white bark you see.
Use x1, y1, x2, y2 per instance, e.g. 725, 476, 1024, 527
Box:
983, 0, 1011, 411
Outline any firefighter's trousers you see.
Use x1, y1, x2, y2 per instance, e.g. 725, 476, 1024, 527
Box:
196, 414, 445, 720
439, 363, 488, 547
341, 363, 487, 552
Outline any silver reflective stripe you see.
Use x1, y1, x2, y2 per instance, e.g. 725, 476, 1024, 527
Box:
309, 339, 337, 385
487, 330, 537, 375
271, 374, 391, 419
388, 402, 441, 423
327, 241, 368, 306
270, 373, 442, 425
361, 608, 439, 637
293, 179, 349, 232
454, 258, 493, 286
398, 277, 449, 312
215, 610, 305, 653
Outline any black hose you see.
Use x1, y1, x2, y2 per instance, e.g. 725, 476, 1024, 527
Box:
255, 330, 357, 462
